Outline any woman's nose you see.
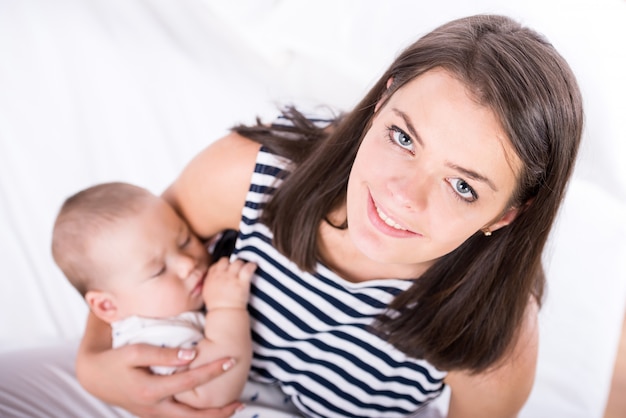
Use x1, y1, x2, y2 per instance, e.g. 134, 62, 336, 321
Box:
387, 173, 430, 211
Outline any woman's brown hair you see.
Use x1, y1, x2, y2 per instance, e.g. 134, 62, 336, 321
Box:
234, 14, 583, 373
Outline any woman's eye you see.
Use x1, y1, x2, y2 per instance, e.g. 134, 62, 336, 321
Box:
447, 178, 477, 202
389, 126, 413, 150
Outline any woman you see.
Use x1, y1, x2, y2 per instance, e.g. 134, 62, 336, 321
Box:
4, 14, 583, 418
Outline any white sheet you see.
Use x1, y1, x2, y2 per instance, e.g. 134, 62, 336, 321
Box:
1, 1, 625, 417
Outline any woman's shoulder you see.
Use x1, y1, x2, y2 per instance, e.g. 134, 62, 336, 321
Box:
444, 299, 539, 417
164, 132, 262, 239
202, 132, 262, 164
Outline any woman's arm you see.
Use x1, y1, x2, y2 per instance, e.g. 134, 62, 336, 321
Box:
163, 132, 262, 238
76, 312, 242, 417
444, 301, 539, 418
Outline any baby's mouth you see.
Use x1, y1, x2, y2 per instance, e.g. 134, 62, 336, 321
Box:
191, 269, 207, 295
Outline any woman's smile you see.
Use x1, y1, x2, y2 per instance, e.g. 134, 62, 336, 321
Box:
367, 192, 421, 238
375, 203, 407, 230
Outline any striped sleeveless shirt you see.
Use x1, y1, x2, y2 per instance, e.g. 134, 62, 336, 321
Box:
233, 146, 447, 418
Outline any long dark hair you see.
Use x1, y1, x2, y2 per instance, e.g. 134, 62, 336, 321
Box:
234, 14, 583, 373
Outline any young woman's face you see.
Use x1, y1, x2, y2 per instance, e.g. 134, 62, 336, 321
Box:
346, 68, 521, 271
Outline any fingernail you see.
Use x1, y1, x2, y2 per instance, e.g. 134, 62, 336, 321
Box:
236, 403, 246, 412
177, 349, 196, 361
222, 358, 236, 371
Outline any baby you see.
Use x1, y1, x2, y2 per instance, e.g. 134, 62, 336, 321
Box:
51, 181, 254, 409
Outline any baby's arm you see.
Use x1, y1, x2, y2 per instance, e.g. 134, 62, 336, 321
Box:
174, 257, 254, 408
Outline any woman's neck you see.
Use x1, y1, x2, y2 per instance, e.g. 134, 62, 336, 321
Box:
317, 217, 431, 283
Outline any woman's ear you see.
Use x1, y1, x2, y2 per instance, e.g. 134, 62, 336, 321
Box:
484, 198, 535, 234
386, 77, 394, 89
85, 291, 118, 324
485, 206, 520, 233
375, 77, 395, 113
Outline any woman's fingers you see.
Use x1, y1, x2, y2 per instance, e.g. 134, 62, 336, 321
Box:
121, 344, 197, 369
88, 344, 241, 417
147, 357, 237, 400
117, 345, 237, 400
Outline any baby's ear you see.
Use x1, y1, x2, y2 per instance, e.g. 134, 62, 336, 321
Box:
85, 291, 118, 323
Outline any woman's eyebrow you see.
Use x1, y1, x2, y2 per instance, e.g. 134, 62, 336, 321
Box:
392, 108, 423, 147
447, 162, 498, 191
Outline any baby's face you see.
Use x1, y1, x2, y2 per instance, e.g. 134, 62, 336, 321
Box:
91, 195, 209, 319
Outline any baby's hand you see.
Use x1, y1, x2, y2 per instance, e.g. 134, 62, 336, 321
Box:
203, 257, 255, 310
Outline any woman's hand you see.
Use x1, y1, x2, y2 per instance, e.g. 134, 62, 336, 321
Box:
76, 312, 243, 418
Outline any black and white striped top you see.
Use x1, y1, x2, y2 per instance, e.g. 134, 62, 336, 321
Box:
233, 146, 447, 418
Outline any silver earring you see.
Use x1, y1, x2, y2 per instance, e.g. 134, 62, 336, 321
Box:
483, 229, 492, 237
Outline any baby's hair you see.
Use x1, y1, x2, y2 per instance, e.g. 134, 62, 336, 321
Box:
51, 182, 153, 297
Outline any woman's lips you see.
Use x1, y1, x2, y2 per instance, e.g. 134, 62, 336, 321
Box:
367, 193, 421, 238
375, 204, 408, 230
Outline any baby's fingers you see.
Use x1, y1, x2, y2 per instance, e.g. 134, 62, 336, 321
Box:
209, 256, 230, 273
238, 261, 257, 282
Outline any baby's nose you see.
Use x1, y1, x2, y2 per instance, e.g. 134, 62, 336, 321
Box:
174, 253, 197, 279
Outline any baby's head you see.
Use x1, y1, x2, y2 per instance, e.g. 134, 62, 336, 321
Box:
52, 182, 209, 323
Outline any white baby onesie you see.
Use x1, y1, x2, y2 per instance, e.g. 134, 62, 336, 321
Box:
112, 311, 205, 375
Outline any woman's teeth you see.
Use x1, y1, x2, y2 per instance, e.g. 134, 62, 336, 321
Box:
375, 205, 408, 231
